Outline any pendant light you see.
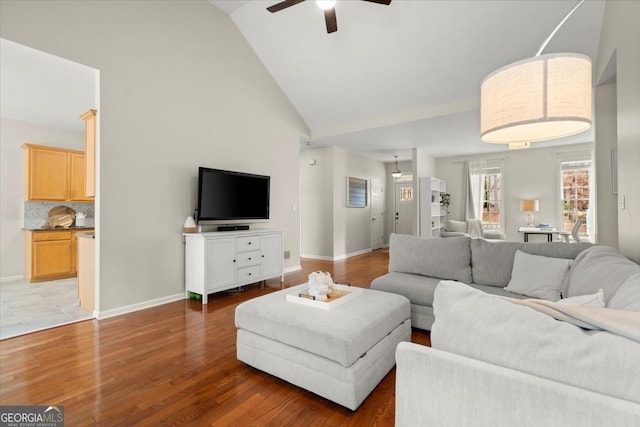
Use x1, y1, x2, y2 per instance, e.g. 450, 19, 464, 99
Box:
391, 156, 402, 178
480, 0, 591, 144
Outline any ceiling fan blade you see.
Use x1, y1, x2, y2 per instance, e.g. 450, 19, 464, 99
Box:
267, 0, 306, 13
324, 8, 337, 33
361, 0, 392, 4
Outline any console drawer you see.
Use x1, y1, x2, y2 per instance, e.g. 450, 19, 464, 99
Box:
237, 265, 260, 284
236, 250, 261, 268
236, 236, 260, 252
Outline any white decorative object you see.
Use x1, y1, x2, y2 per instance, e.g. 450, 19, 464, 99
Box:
75, 212, 86, 226
183, 216, 197, 233
307, 271, 334, 301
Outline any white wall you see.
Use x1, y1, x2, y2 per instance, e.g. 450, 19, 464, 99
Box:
333, 147, 386, 259
595, 0, 640, 262
300, 146, 386, 259
413, 148, 437, 236
300, 147, 333, 259
0, 118, 84, 279
435, 143, 596, 243
0, 1, 309, 313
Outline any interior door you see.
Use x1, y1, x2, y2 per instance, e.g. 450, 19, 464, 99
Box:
370, 179, 384, 249
395, 181, 415, 235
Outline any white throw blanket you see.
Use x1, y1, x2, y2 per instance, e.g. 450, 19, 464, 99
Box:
506, 298, 640, 343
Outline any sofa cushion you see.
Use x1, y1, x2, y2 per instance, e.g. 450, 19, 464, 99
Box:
563, 245, 640, 303
470, 239, 523, 287
607, 272, 640, 312
389, 234, 472, 283
470, 239, 592, 287
431, 280, 640, 404
370, 272, 441, 306
557, 289, 605, 308
504, 250, 572, 301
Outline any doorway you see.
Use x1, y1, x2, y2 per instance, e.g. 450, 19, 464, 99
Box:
370, 179, 384, 249
0, 38, 99, 338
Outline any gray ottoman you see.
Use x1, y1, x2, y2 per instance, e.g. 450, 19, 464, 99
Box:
235, 283, 411, 410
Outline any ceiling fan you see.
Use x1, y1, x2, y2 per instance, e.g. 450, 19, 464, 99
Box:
267, 0, 392, 34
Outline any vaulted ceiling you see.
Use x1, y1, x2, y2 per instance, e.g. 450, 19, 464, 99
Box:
1, 1, 606, 162
211, 0, 605, 161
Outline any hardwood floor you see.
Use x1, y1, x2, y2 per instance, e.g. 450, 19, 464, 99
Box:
0, 250, 429, 426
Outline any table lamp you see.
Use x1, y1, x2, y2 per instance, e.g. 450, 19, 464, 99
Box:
520, 200, 539, 226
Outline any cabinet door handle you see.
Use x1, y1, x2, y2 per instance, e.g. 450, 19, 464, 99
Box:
248, 257, 252, 261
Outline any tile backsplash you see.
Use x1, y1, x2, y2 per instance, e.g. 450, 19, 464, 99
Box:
24, 201, 95, 229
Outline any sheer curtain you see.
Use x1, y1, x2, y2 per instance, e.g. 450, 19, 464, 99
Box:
465, 161, 486, 221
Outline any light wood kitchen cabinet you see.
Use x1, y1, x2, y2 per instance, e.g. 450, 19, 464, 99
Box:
69, 152, 92, 201
24, 144, 68, 200
24, 229, 94, 282
23, 143, 92, 202
80, 109, 97, 198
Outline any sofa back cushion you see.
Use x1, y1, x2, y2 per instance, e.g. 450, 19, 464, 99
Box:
608, 273, 640, 311
389, 234, 472, 283
470, 240, 522, 287
564, 245, 640, 305
470, 239, 592, 287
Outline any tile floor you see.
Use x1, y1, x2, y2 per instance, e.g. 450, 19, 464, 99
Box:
0, 278, 93, 340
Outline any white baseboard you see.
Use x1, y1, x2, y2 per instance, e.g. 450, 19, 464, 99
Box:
1, 274, 24, 283
300, 254, 333, 261
284, 265, 302, 274
301, 248, 372, 262
96, 292, 185, 320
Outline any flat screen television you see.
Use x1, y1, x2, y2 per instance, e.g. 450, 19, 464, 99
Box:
197, 167, 270, 222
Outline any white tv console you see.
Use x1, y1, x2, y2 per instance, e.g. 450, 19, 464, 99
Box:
184, 228, 284, 304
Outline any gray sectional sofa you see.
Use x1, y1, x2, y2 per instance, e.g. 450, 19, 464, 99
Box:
372, 233, 640, 426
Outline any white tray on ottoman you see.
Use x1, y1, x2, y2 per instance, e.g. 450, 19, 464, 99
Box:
235, 283, 411, 410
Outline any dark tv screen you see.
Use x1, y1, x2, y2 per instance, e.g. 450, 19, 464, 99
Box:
197, 167, 270, 221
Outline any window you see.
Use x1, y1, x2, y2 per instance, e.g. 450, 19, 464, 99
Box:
482, 165, 502, 232
347, 176, 367, 208
468, 162, 504, 233
560, 159, 593, 242
400, 187, 413, 201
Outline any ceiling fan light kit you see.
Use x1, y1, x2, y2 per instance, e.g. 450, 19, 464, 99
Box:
267, 0, 392, 34
480, 0, 592, 145
316, 0, 336, 10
